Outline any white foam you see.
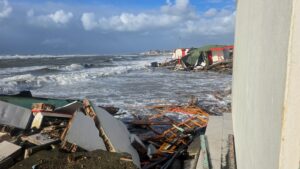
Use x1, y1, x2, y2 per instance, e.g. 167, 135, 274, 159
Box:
0, 66, 48, 75
0, 54, 141, 60
62, 64, 84, 71
0, 58, 152, 93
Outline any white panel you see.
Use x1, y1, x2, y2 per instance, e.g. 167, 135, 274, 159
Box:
0, 101, 32, 129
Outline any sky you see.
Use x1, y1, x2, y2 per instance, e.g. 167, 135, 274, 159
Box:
0, 0, 236, 55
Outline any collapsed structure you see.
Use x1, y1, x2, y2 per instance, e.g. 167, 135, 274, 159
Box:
0, 92, 209, 169
160, 45, 234, 74
0, 93, 140, 168
181, 45, 233, 68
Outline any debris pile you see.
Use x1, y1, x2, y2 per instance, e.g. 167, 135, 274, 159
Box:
157, 59, 233, 74
0, 94, 140, 169
154, 45, 234, 74
127, 102, 209, 168
203, 60, 233, 74
0, 93, 209, 169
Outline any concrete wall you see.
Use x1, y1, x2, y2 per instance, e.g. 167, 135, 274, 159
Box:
232, 0, 300, 169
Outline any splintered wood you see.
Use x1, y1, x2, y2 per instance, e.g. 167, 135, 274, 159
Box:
131, 104, 209, 155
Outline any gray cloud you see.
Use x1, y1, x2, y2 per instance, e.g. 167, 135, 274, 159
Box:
27, 9, 73, 27
0, 0, 12, 19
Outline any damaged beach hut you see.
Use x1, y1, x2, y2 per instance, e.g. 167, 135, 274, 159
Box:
181, 45, 234, 69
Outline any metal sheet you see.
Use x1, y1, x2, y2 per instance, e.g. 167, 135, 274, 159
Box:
0, 101, 32, 129
64, 111, 106, 151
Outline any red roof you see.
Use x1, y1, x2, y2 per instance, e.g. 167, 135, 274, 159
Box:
210, 45, 234, 51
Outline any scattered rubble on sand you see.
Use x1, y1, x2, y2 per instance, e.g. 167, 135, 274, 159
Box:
0, 92, 209, 169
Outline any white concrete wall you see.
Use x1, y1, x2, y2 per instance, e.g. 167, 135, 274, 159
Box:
232, 0, 300, 169
278, 0, 300, 168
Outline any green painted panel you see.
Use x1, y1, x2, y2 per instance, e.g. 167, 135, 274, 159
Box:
0, 96, 76, 109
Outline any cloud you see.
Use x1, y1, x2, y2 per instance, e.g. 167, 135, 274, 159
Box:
204, 8, 217, 17
81, 0, 189, 32
81, 13, 97, 30
161, 0, 189, 14
80, 0, 235, 36
0, 0, 12, 19
181, 9, 236, 35
48, 10, 73, 24
81, 12, 181, 31
27, 9, 73, 27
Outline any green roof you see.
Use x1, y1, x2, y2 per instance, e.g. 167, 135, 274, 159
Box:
196, 45, 227, 51
0, 96, 76, 109
181, 45, 228, 66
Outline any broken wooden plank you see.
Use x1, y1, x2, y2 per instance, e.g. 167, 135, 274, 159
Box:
31, 112, 72, 129
31, 103, 55, 112
0, 132, 11, 142
130, 120, 172, 125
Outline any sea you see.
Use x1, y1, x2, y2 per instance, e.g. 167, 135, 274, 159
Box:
0, 54, 232, 120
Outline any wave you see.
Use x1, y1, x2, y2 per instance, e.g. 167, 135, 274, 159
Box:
51, 63, 85, 71
0, 66, 48, 75
0, 60, 150, 94
0, 54, 140, 60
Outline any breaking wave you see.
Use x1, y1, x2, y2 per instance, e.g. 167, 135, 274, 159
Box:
0, 66, 48, 75
0, 60, 150, 94
0, 54, 139, 60
51, 63, 85, 71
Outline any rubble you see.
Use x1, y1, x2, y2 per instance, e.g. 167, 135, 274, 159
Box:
127, 101, 209, 169
98, 105, 120, 115
0, 92, 210, 169
0, 141, 21, 169
159, 59, 233, 74
204, 60, 233, 74
157, 45, 234, 74
0, 93, 140, 169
